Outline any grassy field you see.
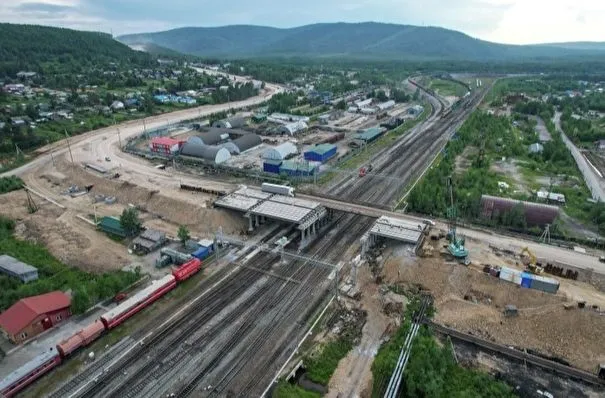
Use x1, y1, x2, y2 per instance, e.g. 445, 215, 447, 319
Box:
429, 78, 468, 97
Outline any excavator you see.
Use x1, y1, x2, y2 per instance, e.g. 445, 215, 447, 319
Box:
520, 247, 543, 274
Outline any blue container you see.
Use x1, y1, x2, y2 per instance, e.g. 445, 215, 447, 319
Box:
520, 272, 533, 289
192, 247, 209, 260
263, 160, 282, 174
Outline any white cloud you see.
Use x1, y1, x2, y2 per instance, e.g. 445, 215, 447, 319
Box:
0, 0, 603, 43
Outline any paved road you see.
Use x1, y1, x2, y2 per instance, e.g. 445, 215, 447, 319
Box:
554, 112, 605, 201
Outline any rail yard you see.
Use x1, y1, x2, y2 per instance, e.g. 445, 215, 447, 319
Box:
1, 71, 605, 398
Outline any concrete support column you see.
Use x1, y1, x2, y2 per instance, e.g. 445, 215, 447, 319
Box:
255, 215, 259, 227
312, 222, 316, 235
248, 217, 254, 232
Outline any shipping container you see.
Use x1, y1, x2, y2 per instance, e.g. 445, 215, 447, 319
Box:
198, 239, 215, 253
192, 246, 209, 260
499, 266, 522, 285
531, 275, 560, 294
521, 272, 534, 288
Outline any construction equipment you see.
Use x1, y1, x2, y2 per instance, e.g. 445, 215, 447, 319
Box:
520, 247, 543, 274
446, 177, 469, 261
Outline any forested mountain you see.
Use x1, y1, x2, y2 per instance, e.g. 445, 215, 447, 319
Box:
0, 23, 154, 76
118, 22, 605, 61
542, 42, 605, 51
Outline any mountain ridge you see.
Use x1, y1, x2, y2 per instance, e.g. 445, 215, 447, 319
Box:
117, 22, 605, 61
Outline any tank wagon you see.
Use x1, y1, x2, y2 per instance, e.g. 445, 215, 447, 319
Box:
261, 182, 295, 197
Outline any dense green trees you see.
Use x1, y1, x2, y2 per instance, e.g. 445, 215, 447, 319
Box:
268, 92, 300, 113
120, 208, 141, 236
0, 176, 23, 193
178, 225, 190, 246
0, 23, 153, 78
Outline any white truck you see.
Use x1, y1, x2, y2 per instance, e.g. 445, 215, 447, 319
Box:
261, 183, 295, 197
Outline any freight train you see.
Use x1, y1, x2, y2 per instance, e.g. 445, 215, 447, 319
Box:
0, 258, 202, 398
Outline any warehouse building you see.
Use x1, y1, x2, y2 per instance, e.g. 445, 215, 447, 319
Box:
351, 127, 386, 147
212, 116, 246, 129
280, 160, 317, 176
181, 142, 231, 164
232, 134, 262, 153
262, 142, 298, 161
278, 121, 308, 136
355, 98, 372, 108
408, 105, 424, 116
376, 100, 396, 111
0, 291, 71, 344
304, 144, 337, 163
132, 229, 167, 254
219, 142, 241, 155
150, 137, 183, 155
196, 129, 230, 145
0, 255, 38, 283
98, 216, 130, 237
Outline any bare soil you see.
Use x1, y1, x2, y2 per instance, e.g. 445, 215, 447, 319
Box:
383, 240, 605, 372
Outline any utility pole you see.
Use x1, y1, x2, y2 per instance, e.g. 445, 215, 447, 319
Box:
117, 127, 122, 149
65, 129, 74, 165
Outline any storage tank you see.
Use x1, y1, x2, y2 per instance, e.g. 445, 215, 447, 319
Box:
261, 183, 295, 197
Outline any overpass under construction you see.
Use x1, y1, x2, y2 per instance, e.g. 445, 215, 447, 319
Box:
214, 187, 426, 249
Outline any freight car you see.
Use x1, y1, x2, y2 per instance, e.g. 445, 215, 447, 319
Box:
172, 258, 202, 282
56, 320, 105, 357
0, 348, 62, 398
100, 274, 177, 329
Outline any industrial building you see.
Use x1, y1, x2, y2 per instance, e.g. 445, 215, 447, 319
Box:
132, 229, 167, 254
98, 216, 129, 237
352, 127, 386, 147
262, 142, 298, 161
376, 100, 396, 111
0, 291, 71, 343
150, 137, 183, 155
269, 113, 310, 123
304, 144, 337, 163
279, 160, 317, 176
480, 195, 560, 227
408, 105, 424, 116
212, 116, 246, 129
355, 98, 372, 108
278, 121, 308, 136
0, 255, 38, 283
197, 129, 230, 145
232, 134, 262, 153
181, 143, 231, 164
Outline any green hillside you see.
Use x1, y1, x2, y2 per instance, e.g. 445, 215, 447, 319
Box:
0, 23, 154, 76
118, 22, 605, 61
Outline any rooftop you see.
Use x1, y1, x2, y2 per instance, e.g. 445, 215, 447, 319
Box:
152, 136, 182, 146
305, 143, 336, 155
0, 255, 37, 276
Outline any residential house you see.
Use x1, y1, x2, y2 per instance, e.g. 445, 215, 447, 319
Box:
528, 143, 544, 154
110, 101, 125, 111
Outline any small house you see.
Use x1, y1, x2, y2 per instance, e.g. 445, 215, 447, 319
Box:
98, 216, 129, 237
528, 143, 544, 154
150, 137, 183, 155
132, 229, 166, 254
110, 101, 125, 111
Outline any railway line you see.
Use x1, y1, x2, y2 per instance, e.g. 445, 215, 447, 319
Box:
48, 77, 486, 398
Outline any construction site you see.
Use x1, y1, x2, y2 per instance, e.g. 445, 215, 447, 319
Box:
1, 74, 605, 398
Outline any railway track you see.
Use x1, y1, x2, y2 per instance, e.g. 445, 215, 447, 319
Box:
52, 77, 487, 398
427, 321, 605, 387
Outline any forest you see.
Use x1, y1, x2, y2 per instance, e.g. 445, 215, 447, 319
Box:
0, 23, 154, 78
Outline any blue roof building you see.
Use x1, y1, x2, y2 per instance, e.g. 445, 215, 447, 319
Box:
304, 144, 337, 163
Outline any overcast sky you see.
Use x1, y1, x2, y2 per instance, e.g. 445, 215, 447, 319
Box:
1, 0, 604, 44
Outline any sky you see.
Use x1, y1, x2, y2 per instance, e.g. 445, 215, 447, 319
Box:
0, 0, 604, 44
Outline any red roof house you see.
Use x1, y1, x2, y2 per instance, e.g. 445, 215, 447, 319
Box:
150, 137, 183, 155
0, 291, 71, 344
